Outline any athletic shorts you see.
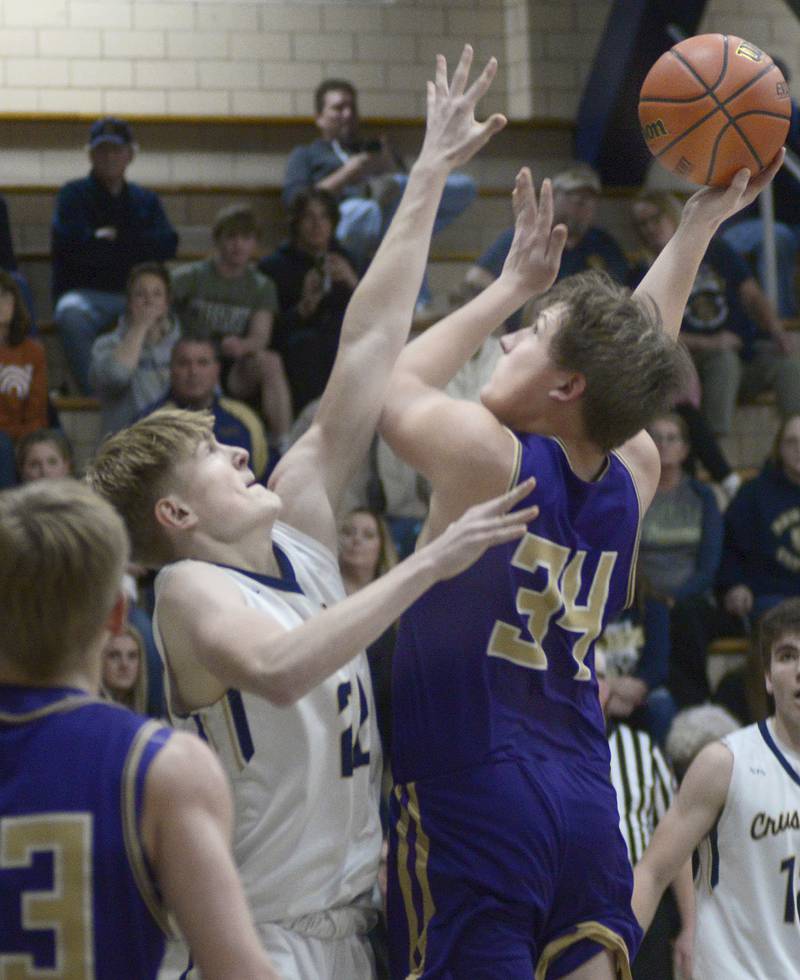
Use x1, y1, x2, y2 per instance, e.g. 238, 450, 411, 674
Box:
387, 756, 641, 979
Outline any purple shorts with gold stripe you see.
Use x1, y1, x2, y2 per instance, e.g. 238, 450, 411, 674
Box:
387, 756, 641, 979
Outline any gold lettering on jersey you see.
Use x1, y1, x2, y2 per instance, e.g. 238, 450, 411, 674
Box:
751, 810, 800, 840
772, 507, 800, 536
487, 531, 617, 680
0, 814, 94, 979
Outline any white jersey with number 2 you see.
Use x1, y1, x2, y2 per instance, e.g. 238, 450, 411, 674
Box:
694, 719, 800, 979
153, 519, 383, 927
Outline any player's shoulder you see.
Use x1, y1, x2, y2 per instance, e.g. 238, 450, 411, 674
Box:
682, 739, 735, 808
613, 430, 659, 508
156, 559, 247, 609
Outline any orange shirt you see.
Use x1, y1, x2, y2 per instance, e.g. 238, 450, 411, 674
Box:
0, 337, 48, 439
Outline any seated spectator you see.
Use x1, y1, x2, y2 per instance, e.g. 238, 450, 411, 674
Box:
338, 508, 399, 760
718, 413, 800, 622
52, 117, 178, 393
16, 428, 73, 483
639, 412, 723, 709
101, 623, 148, 714
283, 77, 475, 307
0, 270, 47, 488
670, 415, 800, 714
630, 189, 800, 437
142, 335, 270, 484
460, 163, 629, 329
720, 56, 800, 317
89, 263, 180, 438
0, 192, 37, 330
259, 189, 358, 414
170, 203, 292, 451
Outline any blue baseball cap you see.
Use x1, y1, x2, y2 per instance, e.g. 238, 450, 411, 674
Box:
89, 116, 133, 148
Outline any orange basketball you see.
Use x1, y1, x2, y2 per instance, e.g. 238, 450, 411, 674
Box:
638, 34, 791, 186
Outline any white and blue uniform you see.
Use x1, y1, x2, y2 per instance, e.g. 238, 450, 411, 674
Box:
694, 720, 800, 979
154, 520, 382, 980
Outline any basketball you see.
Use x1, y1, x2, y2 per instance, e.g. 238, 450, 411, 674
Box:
638, 34, 791, 186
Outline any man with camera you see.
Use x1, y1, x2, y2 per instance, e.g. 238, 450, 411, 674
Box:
283, 78, 476, 309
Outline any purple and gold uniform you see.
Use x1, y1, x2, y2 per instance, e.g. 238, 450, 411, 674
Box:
388, 434, 644, 979
0, 685, 172, 979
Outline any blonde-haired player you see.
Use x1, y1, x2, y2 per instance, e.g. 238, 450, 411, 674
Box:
0, 479, 277, 979
86, 46, 532, 980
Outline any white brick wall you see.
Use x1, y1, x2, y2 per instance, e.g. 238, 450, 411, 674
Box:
0, 0, 794, 190
0, 0, 792, 123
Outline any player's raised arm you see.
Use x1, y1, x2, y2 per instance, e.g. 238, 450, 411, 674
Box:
142, 733, 280, 980
632, 741, 732, 932
158, 480, 538, 707
634, 150, 784, 342
379, 168, 566, 501
271, 45, 506, 526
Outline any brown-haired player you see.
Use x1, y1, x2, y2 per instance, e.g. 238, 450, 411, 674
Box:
633, 597, 800, 978
86, 47, 528, 979
0, 479, 278, 979
377, 151, 784, 977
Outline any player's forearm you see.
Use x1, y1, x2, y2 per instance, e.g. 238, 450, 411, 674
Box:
392, 276, 527, 390
345, 159, 449, 334
251, 547, 442, 706
634, 216, 716, 342
632, 861, 670, 932
671, 859, 696, 934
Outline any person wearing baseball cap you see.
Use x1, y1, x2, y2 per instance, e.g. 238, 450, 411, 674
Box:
458, 161, 629, 329
51, 116, 178, 393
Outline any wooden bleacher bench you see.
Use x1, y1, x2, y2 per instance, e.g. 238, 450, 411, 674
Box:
51, 394, 100, 412
706, 634, 749, 692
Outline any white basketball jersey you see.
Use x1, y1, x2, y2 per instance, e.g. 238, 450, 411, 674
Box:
694, 720, 800, 979
153, 520, 383, 925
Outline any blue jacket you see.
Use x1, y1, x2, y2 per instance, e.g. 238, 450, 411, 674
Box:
51, 174, 178, 300
718, 463, 800, 597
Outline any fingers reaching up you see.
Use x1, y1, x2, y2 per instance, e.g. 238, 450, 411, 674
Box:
420, 44, 507, 170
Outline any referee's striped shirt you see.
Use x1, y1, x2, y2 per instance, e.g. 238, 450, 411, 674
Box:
608, 722, 675, 865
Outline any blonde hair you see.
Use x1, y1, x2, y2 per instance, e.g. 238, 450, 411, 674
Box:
0, 479, 129, 680
86, 408, 214, 566
101, 623, 149, 714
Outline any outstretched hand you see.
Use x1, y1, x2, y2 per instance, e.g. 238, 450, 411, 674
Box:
683, 148, 785, 231
425, 477, 539, 582
418, 44, 507, 170
500, 167, 568, 297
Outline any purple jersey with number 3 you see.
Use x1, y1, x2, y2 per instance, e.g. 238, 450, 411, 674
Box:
392, 432, 641, 784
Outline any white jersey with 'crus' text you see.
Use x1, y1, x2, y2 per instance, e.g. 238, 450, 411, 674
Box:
694, 719, 800, 979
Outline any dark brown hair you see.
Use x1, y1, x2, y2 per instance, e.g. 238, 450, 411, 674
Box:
0, 270, 31, 346
314, 78, 356, 116
759, 597, 800, 673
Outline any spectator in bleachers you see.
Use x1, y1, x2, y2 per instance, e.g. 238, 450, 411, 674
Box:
283, 77, 475, 309
142, 335, 270, 484
630, 189, 800, 437
52, 117, 178, 393
89, 263, 180, 438
459, 163, 629, 329
170, 203, 292, 453
16, 428, 72, 483
339, 508, 399, 761
720, 56, 800, 317
0, 270, 48, 488
0, 192, 38, 331
259, 189, 358, 414
718, 413, 800, 622
638, 412, 723, 710
100, 623, 149, 714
